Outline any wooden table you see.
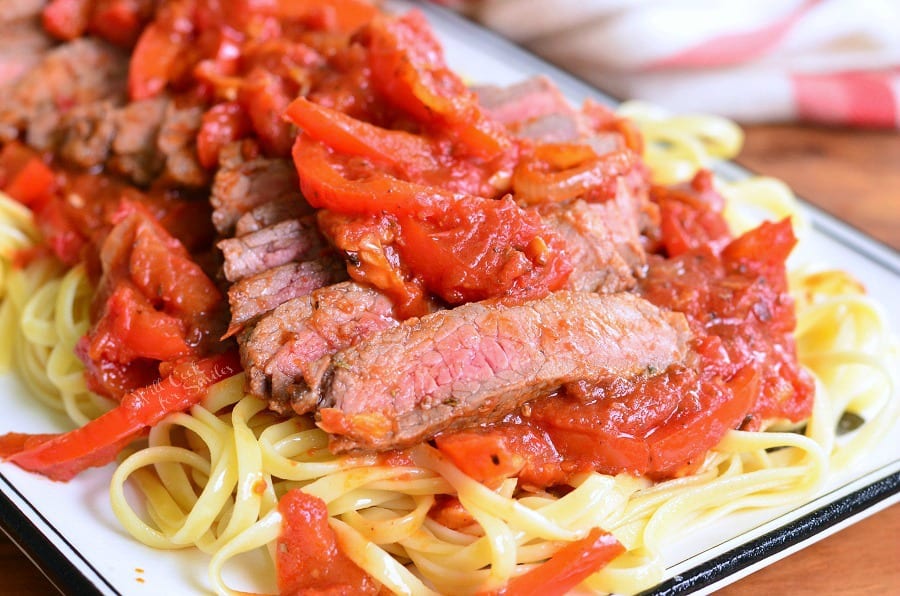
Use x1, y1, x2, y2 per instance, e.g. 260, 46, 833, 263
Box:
1, 124, 898, 594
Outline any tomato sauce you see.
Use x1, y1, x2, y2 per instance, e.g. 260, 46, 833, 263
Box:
276, 490, 383, 595
0, 142, 225, 400
437, 172, 814, 486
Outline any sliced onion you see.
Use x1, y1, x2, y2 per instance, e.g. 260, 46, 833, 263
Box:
513, 149, 638, 205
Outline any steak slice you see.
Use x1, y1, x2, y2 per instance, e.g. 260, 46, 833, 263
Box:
218, 216, 327, 282
211, 144, 305, 235
316, 291, 691, 452
241, 281, 399, 415
0, 17, 53, 91
57, 100, 118, 169
226, 257, 347, 335
107, 96, 169, 185
475, 76, 572, 127
542, 181, 646, 293
0, 0, 46, 23
235, 196, 311, 236
0, 38, 128, 145
32, 93, 170, 184
157, 103, 207, 187
475, 76, 591, 144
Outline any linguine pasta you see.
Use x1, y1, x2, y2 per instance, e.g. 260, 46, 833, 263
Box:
0, 107, 896, 595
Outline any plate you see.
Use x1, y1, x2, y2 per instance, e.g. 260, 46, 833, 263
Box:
1, 2, 898, 594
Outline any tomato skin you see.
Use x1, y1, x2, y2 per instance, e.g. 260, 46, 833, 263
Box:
77, 202, 224, 399
277, 490, 381, 595
435, 432, 525, 485
396, 198, 572, 305
436, 423, 565, 489
647, 365, 757, 476
86, 283, 192, 364
652, 171, 730, 257
77, 341, 161, 399
196, 102, 252, 169
126, 210, 222, 317
494, 527, 624, 596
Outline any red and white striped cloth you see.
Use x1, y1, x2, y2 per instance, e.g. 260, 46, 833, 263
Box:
448, 0, 900, 127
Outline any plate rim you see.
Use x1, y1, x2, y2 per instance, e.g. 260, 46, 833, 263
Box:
0, 471, 110, 595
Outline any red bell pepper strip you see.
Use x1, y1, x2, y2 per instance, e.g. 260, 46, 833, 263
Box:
291, 133, 454, 217
494, 527, 624, 596
228, 0, 376, 33
1, 351, 241, 481
284, 96, 437, 173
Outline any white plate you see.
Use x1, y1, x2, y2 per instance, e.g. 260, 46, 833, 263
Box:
1, 3, 898, 594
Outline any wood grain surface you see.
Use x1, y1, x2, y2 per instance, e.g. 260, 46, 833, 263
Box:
1, 124, 898, 594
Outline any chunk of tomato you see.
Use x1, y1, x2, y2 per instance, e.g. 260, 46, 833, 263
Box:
85, 283, 191, 363
196, 102, 252, 169
365, 10, 511, 159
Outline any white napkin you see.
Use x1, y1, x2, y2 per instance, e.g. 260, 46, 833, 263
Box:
451, 0, 900, 127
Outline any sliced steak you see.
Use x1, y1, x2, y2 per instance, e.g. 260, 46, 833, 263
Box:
226, 256, 347, 335
218, 216, 328, 282
0, 38, 128, 145
241, 281, 399, 415
475, 76, 572, 127
514, 111, 581, 143
0, 0, 46, 23
476, 76, 628, 150
157, 103, 207, 187
107, 96, 169, 185
57, 100, 118, 169
476, 76, 592, 144
235, 196, 312, 236
0, 18, 53, 90
55, 94, 171, 185
542, 181, 646, 293
211, 145, 305, 235
316, 291, 691, 452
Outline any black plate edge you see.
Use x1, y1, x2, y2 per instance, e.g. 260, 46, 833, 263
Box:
0, 472, 113, 596
639, 471, 900, 595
